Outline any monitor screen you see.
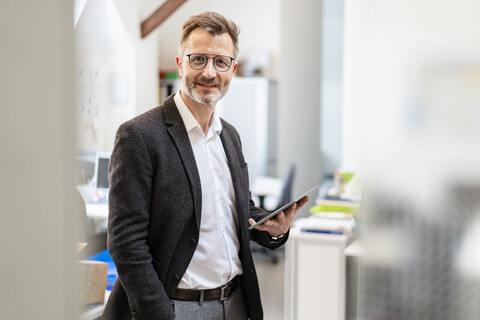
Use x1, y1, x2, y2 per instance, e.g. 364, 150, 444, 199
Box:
93, 151, 111, 190
96, 157, 110, 189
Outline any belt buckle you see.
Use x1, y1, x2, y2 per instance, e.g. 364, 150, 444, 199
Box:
219, 284, 228, 301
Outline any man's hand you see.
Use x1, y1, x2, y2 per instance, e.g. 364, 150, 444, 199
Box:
249, 196, 310, 237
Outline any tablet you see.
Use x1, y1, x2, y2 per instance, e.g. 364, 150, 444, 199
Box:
248, 186, 319, 230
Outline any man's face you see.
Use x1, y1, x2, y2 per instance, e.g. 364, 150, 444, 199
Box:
176, 28, 238, 106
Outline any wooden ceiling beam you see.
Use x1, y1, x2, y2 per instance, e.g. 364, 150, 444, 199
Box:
141, 0, 187, 38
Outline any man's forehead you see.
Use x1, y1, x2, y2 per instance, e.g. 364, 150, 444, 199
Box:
184, 28, 235, 55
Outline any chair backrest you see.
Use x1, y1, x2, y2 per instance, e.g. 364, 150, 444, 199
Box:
276, 164, 295, 210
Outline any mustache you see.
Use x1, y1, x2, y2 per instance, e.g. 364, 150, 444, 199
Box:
194, 77, 220, 86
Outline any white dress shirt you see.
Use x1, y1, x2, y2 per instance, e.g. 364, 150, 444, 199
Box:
174, 92, 243, 290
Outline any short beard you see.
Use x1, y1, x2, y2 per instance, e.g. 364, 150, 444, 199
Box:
183, 77, 230, 106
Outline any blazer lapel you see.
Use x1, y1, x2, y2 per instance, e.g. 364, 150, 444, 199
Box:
164, 96, 202, 230
220, 126, 248, 230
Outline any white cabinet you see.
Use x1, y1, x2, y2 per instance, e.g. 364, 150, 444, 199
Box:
285, 227, 352, 320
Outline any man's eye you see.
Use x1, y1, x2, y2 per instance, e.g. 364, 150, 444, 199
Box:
193, 56, 205, 62
215, 57, 229, 66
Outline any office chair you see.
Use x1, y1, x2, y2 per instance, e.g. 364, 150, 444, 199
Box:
251, 164, 295, 264
275, 164, 295, 210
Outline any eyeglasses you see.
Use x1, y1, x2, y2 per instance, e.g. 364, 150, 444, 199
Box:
185, 54, 235, 72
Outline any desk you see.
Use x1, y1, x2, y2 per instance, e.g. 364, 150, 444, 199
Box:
86, 203, 108, 220
86, 203, 108, 232
284, 226, 354, 320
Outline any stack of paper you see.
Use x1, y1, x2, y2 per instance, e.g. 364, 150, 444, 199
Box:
296, 215, 356, 235
310, 198, 360, 217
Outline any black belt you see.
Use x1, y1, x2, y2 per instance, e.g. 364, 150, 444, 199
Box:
171, 276, 239, 301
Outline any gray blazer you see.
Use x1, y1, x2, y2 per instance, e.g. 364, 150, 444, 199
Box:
103, 95, 287, 320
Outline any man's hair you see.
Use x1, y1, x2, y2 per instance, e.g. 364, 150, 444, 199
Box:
178, 11, 240, 57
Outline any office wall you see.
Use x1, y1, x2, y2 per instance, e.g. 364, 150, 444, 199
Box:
0, 1, 77, 319
114, 0, 163, 116
75, 0, 163, 151
75, 0, 136, 151
73, 0, 165, 195
279, 0, 322, 216
321, 0, 344, 175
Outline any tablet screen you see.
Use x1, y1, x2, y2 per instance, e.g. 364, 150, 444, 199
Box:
248, 186, 319, 230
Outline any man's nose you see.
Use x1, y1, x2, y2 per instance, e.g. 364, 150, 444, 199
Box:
202, 59, 216, 79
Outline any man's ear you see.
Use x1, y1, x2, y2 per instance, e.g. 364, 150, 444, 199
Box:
176, 56, 184, 77
232, 61, 238, 73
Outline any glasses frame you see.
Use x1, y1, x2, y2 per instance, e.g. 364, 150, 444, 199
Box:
185, 54, 236, 72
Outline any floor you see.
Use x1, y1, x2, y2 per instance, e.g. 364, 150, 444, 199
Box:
252, 248, 286, 320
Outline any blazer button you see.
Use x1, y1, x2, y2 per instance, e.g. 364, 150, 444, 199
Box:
188, 238, 197, 248
173, 274, 180, 282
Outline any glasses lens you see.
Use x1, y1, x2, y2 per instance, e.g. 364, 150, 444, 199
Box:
189, 54, 207, 70
214, 56, 231, 72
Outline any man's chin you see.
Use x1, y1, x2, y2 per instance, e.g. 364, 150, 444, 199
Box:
197, 96, 220, 105
192, 90, 223, 105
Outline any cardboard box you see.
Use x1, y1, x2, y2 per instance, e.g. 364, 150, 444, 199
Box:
78, 260, 108, 304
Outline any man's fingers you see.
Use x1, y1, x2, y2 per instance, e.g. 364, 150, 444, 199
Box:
249, 217, 274, 229
275, 211, 286, 222
295, 196, 309, 210
284, 203, 297, 217
249, 197, 311, 236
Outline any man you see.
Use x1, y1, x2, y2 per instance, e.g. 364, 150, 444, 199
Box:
103, 11, 308, 320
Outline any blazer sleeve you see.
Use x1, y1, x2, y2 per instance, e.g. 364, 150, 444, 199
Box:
248, 197, 289, 249
107, 122, 175, 320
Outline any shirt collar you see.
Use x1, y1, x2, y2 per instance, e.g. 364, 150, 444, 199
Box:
210, 109, 222, 134
174, 91, 222, 135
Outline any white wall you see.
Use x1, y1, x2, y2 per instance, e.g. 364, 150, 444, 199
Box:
115, 0, 163, 116
155, 0, 281, 79
0, 1, 77, 318
279, 0, 323, 216
75, 0, 136, 151
321, 0, 344, 174
75, 0, 162, 151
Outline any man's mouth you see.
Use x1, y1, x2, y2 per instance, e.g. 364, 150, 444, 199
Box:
195, 80, 218, 89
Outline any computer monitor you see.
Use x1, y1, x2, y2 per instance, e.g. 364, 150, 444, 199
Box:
92, 151, 111, 191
